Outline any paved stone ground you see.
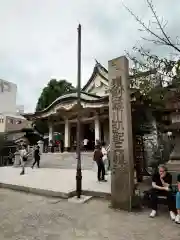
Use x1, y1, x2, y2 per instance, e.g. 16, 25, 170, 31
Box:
0, 189, 179, 240
0, 167, 110, 197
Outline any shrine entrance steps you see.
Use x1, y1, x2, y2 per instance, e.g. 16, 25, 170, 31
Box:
26, 151, 95, 170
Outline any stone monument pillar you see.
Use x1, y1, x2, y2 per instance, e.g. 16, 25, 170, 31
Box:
166, 134, 180, 172
108, 56, 134, 211
166, 113, 180, 172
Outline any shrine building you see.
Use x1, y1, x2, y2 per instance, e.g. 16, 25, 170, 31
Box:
24, 61, 152, 151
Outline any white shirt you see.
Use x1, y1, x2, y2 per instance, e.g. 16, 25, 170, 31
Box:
20, 149, 27, 157
101, 147, 107, 161
83, 139, 88, 145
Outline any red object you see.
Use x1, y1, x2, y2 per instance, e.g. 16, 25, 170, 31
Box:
55, 140, 60, 145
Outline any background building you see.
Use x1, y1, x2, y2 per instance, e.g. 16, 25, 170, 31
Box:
0, 79, 17, 114
0, 79, 30, 134
0, 113, 30, 133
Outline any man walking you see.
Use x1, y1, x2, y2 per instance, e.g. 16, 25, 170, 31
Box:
32, 145, 41, 169
20, 145, 29, 175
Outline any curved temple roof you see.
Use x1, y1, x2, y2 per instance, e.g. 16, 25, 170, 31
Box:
82, 60, 108, 91
23, 91, 109, 120
23, 60, 155, 120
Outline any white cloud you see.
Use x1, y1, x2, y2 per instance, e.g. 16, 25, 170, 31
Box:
0, 0, 179, 112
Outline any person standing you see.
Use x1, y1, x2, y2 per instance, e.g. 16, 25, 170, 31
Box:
101, 142, 108, 175
19, 145, 29, 175
83, 138, 89, 152
93, 144, 107, 182
149, 165, 176, 220
8, 149, 14, 165
32, 145, 41, 169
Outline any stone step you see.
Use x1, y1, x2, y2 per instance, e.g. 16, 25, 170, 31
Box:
166, 161, 180, 172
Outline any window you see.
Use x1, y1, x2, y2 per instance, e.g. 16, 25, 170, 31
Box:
16, 120, 22, 124
8, 118, 13, 124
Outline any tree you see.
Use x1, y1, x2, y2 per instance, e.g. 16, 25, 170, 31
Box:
36, 79, 75, 111
123, 0, 180, 53
123, 0, 180, 109
122, 1, 180, 171
35, 79, 75, 134
123, 0, 180, 88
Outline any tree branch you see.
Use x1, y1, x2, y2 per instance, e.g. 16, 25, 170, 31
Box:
146, 0, 180, 53
122, 0, 180, 53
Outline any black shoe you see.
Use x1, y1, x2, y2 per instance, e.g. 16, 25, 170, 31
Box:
20, 171, 24, 175
101, 179, 107, 182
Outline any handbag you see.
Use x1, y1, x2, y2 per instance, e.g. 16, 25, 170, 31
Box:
22, 150, 28, 162
23, 156, 28, 162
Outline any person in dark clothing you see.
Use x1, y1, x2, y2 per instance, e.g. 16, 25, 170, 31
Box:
8, 149, 14, 165
61, 140, 64, 153
149, 164, 176, 220
93, 144, 107, 182
32, 145, 40, 168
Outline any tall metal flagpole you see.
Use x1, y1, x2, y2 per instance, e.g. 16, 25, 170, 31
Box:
76, 24, 82, 198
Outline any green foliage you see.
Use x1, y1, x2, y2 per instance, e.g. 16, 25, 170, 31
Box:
36, 79, 75, 111
34, 119, 49, 135
34, 79, 75, 135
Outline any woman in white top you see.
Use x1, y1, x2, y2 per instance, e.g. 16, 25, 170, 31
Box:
101, 142, 108, 174
20, 145, 29, 175
83, 138, 89, 151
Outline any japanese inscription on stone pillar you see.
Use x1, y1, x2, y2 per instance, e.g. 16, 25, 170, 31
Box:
110, 77, 126, 172
109, 56, 134, 211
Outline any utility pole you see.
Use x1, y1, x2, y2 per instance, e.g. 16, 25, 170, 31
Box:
76, 24, 82, 198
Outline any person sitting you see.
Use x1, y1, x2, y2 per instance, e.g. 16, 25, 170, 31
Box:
175, 174, 180, 224
149, 164, 176, 220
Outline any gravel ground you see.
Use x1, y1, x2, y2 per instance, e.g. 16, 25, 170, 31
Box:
0, 189, 179, 240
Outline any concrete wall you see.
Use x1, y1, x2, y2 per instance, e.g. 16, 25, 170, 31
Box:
0, 114, 5, 132
0, 114, 31, 133
5, 116, 30, 132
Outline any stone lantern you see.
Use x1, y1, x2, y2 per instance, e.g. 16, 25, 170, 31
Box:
166, 112, 180, 172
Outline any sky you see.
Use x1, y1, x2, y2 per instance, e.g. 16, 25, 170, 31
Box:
0, 0, 179, 112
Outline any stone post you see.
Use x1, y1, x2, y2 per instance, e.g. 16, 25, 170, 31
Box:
108, 56, 134, 211
166, 134, 180, 172
13, 151, 21, 167
166, 113, 180, 172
